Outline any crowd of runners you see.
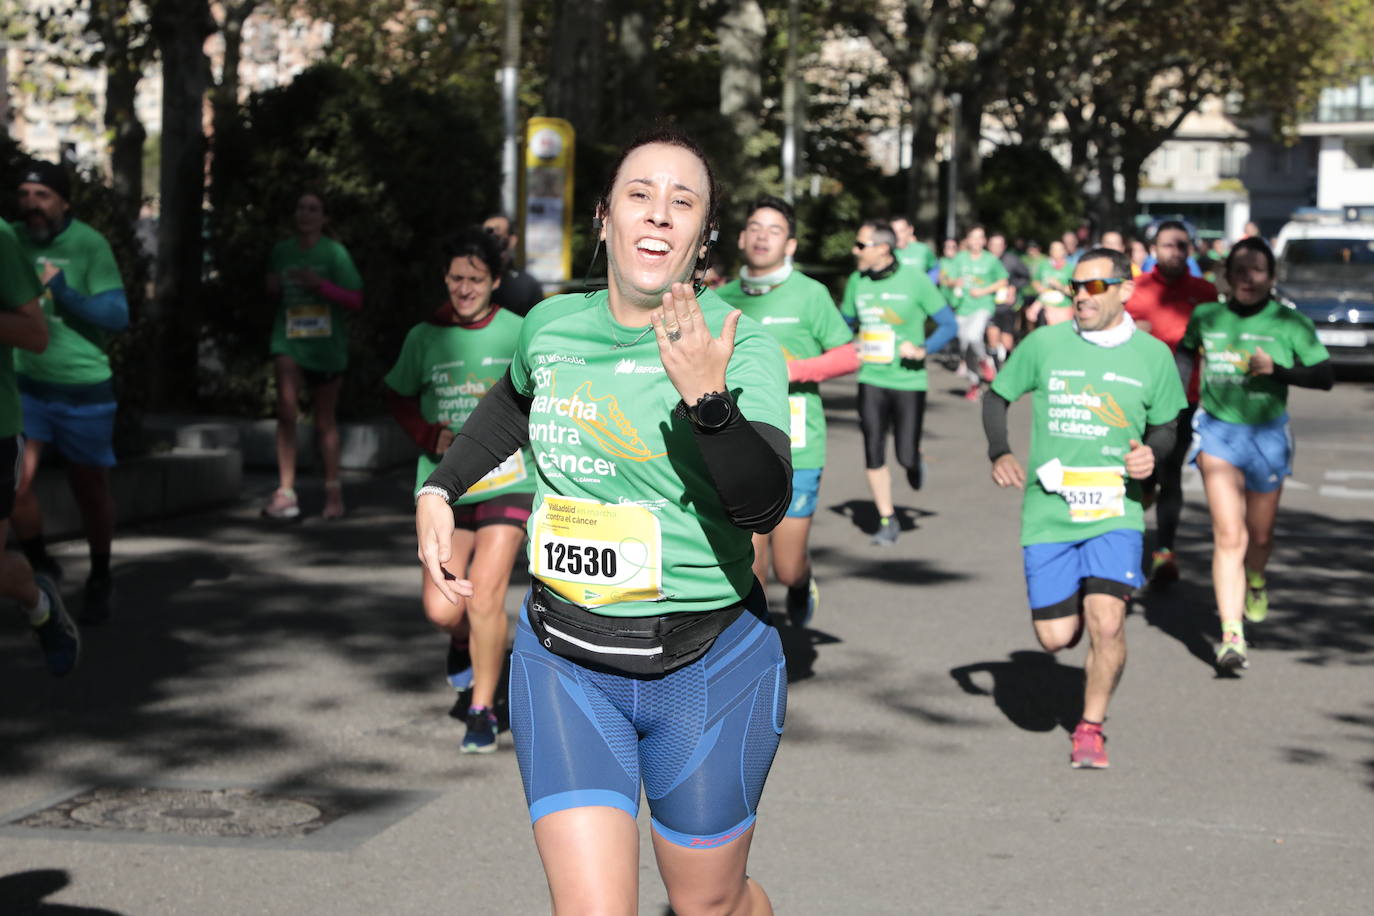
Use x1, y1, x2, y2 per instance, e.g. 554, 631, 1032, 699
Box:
3, 130, 1336, 914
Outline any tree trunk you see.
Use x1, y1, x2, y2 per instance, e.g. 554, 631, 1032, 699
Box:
151, 0, 214, 408
612, 0, 657, 133
545, 0, 607, 138
104, 55, 145, 224
210, 2, 257, 214
718, 0, 766, 141
955, 89, 982, 231
1093, 132, 1119, 233
1121, 153, 1144, 233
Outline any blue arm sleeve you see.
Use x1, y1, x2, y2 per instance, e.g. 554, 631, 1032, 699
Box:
923, 306, 958, 354
48, 272, 130, 331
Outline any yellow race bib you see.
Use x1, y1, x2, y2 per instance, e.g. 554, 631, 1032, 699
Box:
531, 496, 662, 607
1059, 466, 1126, 523
858, 326, 896, 364
788, 395, 807, 449
286, 304, 332, 339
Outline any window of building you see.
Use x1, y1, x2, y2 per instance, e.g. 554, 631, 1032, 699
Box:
1346, 139, 1374, 170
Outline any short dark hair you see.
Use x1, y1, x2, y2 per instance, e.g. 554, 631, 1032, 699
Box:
1076, 247, 1132, 278
964, 224, 986, 238
861, 219, 895, 249
748, 194, 796, 239
1154, 219, 1191, 242
891, 214, 914, 227
595, 125, 719, 244
1225, 236, 1275, 277
443, 225, 504, 280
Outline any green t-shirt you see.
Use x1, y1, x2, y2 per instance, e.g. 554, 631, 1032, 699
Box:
840, 263, 948, 391
1180, 300, 1330, 425
507, 289, 789, 616
938, 255, 962, 308
384, 309, 535, 504
990, 322, 1187, 546
896, 240, 935, 276
11, 218, 124, 386
1034, 259, 1075, 309
717, 270, 851, 469
0, 223, 42, 437
951, 250, 1008, 315
268, 236, 363, 373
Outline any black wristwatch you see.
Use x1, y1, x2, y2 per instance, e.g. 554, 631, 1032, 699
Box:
678, 391, 736, 430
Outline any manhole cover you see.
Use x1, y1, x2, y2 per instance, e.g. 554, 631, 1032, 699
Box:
15, 787, 341, 839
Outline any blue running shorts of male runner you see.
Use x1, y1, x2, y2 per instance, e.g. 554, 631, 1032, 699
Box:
508, 583, 787, 848
1189, 409, 1291, 494
20, 395, 117, 467
786, 467, 822, 518
1022, 529, 1142, 620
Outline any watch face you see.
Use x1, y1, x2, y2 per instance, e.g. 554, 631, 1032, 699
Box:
697, 394, 732, 427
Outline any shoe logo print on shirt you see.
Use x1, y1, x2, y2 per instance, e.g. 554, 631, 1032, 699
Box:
1077, 385, 1128, 428
569, 379, 666, 462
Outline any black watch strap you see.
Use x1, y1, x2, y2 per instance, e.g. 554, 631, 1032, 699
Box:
677, 391, 736, 430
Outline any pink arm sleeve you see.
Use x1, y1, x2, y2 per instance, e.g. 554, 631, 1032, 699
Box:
787, 342, 861, 384
318, 280, 363, 312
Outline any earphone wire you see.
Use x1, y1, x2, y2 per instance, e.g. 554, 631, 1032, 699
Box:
582, 215, 605, 298
691, 227, 720, 295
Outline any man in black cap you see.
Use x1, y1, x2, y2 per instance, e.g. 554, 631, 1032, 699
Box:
482, 213, 545, 316
11, 160, 129, 624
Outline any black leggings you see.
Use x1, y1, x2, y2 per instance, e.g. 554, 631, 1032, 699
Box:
1154, 405, 1196, 551
858, 384, 926, 470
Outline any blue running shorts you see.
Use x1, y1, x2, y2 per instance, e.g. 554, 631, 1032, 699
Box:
1022, 529, 1142, 619
786, 467, 822, 518
509, 584, 787, 849
21, 395, 118, 467
1189, 409, 1291, 494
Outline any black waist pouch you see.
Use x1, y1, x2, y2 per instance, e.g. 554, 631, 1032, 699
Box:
527, 580, 746, 678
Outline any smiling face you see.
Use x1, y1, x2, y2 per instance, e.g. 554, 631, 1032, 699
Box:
445, 255, 499, 322
1226, 246, 1273, 306
294, 193, 326, 237
601, 143, 709, 311
738, 205, 794, 274
891, 217, 914, 248
1071, 255, 1133, 332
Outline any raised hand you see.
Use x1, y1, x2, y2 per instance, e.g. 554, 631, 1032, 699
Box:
650, 281, 737, 403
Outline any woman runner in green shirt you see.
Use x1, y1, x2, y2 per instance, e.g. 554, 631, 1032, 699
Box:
1178, 238, 1333, 672
415, 129, 792, 914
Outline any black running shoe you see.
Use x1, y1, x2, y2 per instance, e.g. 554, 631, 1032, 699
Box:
871, 515, 899, 546
462, 706, 499, 754
82, 575, 115, 625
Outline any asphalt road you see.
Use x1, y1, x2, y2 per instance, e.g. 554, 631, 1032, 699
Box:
2, 365, 1371, 915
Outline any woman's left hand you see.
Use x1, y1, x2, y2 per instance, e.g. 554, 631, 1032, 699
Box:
1248, 345, 1275, 376
651, 282, 738, 402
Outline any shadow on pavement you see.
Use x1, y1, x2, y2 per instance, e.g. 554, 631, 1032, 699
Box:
1142, 506, 1374, 670
771, 618, 841, 684
0, 470, 458, 786
949, 651, 1085, 733
0, 870, 125, 915
827, 499, 935, 535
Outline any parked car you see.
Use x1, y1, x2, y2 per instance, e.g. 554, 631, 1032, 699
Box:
1273, 214, 1374, 368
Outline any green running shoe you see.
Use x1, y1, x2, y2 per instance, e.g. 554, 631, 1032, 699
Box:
1216, 632, 1249, 672
1244, 571, 1268, 623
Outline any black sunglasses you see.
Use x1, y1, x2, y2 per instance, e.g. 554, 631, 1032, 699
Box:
1069, 278, 1127, 295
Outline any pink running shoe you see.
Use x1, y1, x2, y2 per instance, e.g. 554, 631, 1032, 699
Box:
980, 356, 997, 382
1070, 720, 1109, 769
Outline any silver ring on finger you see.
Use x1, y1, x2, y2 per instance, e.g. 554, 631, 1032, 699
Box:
666, 327, 683, 342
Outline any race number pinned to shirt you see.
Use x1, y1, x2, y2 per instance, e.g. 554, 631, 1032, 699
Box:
531, 495, 662, 607
858, 325, 896, 364
1036, 458, 1126, 523
788, 395, 807, 449
465, 451, 528, 497
285, 304, 332, 339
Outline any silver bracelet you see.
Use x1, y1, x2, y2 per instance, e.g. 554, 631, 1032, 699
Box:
414, 485, 451, 505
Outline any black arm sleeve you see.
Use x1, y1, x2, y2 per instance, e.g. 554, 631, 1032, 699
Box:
691, 410, 793, 535
1272, 357, 1335, 391
982, 391, 1013, 461
1143, 418, 1178, 468
422, 370, 531, 499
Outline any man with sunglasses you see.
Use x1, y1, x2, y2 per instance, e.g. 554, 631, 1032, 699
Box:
983, 248, 1185, 768
1125, 220, 1217, 588
842, 219, 957, 546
